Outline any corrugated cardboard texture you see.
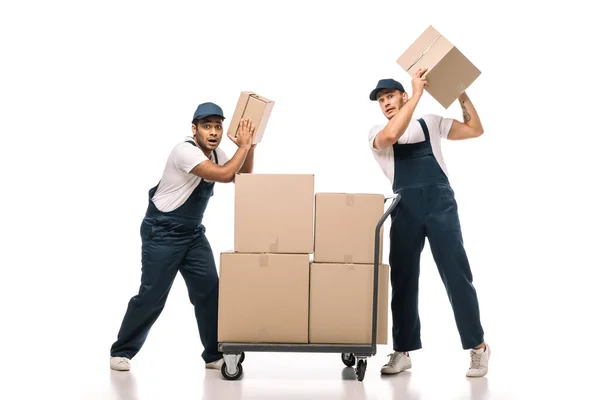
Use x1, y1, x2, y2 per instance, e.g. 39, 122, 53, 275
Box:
396, 25, 480, 108
309, 263, 389, 345
218, 253, 310, 343
227, 91, 274, 144
314, 193, 384, 264
234, 174, 315, 254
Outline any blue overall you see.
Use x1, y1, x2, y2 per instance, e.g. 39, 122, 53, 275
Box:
389, 119, 484, 351
110, 140, 221, 363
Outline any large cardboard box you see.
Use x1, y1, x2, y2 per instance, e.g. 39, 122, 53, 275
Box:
234, 174, 315, 254
314, 193, 384, 264
218, 252, 310, 343
309, 263, 389, 344
227, 91, 274, 144
396, 25, 481, 109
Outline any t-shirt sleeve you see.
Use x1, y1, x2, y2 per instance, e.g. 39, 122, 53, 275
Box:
215, 148, 230, 166
425, 114, 454, 139
173, 143, 209, 173
368, 125, 384, 151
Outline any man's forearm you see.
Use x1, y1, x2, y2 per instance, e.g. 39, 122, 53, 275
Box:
223, 145, 251, 179
239, 145, 255, 173
458, 93, 483, 134
380, 94, 422, 143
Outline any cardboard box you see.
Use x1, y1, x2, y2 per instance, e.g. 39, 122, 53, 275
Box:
314, 193, 384, 264
234, 174, 315, 254
396, 25, 481, 108
309, 262, 389, 344
227, 91, 274, 144
218, 252, 310, 343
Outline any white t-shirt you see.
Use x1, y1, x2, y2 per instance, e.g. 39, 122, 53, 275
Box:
151, 136, 230, 212
368, 114, 454, 184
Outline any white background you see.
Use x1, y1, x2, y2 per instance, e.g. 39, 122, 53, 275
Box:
1, 0, 599, 399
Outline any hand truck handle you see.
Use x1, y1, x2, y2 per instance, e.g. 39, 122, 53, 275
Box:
371, 194, 402, 351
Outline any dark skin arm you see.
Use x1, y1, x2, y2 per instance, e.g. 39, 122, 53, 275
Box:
190, 144, 251, 183
239, 144, 256, 173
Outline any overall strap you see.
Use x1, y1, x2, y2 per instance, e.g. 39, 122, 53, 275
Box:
417, 118, 431, 142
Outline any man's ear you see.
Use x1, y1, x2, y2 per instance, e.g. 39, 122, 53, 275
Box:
402, 91, 409, 102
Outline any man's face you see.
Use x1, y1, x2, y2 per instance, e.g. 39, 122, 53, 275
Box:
192, 116, 224, 153
377, 89, 408, 119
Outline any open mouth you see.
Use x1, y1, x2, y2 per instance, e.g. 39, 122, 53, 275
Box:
386, 108, 395, 113
207, 138, 218, 145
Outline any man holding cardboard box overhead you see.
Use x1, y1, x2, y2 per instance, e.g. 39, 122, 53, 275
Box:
368, 69, 490, 378
109, 102, 257, 372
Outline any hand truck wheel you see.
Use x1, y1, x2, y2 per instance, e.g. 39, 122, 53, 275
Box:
341, 353, 356, 367
356, 359, 367, 381
221, 361, 243, 380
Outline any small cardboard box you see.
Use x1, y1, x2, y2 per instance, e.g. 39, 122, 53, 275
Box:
397, 25, 481, 108
227, 91, 274, 144
309, 262, 389, 344
218, 252, 310, 343
314, 193, 384, 264
234, 174, 315, 254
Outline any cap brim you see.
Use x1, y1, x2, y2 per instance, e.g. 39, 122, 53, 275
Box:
193, 113, 226, 121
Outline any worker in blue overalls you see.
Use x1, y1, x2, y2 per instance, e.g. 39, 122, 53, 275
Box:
109, 102, 256, 372
367, 69, 490, 378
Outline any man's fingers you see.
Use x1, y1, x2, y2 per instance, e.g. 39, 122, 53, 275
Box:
414, 68, 428, 78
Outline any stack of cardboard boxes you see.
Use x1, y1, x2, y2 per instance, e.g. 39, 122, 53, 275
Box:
310, 193, 388, 345
218, 174, 389, 345
218, 173, 315, 343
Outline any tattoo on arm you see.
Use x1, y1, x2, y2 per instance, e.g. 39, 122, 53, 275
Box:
461, 100, 471, 123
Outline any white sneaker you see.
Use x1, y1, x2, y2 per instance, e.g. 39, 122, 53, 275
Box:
381, 352, 412, 375
110, 356, 131, 371
466, 344, 490, 377
206, 358, 224, 370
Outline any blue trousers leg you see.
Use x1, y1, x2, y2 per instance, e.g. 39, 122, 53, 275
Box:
110, 218, 187, 359
389, 189, 426, 352
179, 230, 221, 363
425, 185, 485, 349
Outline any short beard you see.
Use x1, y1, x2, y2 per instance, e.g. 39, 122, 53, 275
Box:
194, 133, 211, 153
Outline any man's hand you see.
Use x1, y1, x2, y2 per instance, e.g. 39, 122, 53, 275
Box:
229, 118, 255, 148
411, 68, 430, 98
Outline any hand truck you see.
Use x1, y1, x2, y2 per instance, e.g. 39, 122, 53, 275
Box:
218, 194, 401, 381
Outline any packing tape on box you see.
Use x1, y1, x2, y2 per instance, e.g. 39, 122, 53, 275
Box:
234, 93, 256, 138
345, 194, 354, 206
344, 254, 353, 263
269, 238, 279, 253
259, 254, 269, 267
407, 34, 442, 73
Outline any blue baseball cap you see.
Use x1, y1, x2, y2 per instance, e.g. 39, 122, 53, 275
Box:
369, 79, 405, 101
192, 102, 225, 123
